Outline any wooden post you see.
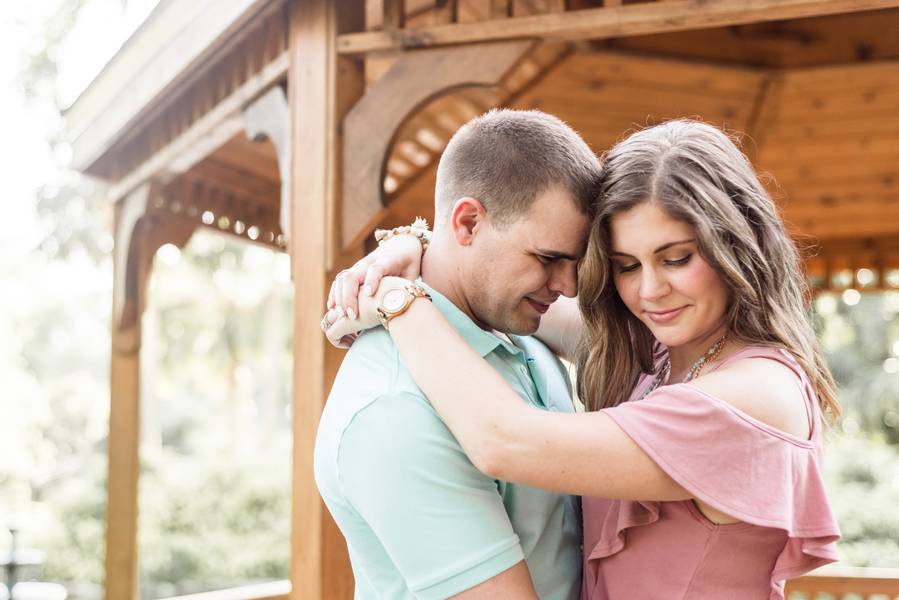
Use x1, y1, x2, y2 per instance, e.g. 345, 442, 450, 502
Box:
384, 0, 405, 30
105, 185, 151, 600
288, 1, 364, 599
105, 184, 197, 600
433, 0, 459, 24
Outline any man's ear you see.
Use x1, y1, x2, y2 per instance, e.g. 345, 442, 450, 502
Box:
450, 197, 487, 247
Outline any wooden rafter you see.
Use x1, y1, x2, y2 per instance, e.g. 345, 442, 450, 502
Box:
338, 0, 899, 54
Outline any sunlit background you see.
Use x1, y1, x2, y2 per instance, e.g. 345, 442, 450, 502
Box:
1, 1, 898, 599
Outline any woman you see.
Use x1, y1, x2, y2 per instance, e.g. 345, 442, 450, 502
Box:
323, 119, 840, 599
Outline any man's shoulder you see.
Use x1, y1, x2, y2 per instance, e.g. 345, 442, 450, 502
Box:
328, 327, 423, 399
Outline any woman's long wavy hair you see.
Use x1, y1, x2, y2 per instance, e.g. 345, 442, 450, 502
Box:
575, 119, 840, 421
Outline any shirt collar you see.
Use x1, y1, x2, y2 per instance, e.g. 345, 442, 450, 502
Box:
418, 280, 522, 358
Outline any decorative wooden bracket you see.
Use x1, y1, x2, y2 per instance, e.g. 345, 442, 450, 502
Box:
341, 39, 534, 251
243, 85, 291, 248
112, 182, 197, 353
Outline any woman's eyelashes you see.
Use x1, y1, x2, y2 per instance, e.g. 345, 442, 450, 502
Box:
664, 253, 692, 267
613, 253, 693, 274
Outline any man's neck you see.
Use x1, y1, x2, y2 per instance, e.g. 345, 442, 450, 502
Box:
420, 248, 488, 331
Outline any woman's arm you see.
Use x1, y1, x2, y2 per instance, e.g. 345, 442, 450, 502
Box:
533, 296, 582, 361
343, 278, 689, 501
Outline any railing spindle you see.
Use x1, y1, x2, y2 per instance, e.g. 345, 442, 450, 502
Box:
434, 0, 459, 24
384, 0, 405, 30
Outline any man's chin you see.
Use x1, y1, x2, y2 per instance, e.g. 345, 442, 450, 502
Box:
505, 316, 540, 336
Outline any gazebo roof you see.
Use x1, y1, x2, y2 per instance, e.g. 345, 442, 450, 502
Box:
64, 0, 273, 175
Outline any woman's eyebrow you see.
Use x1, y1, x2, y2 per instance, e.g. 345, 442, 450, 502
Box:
610, 239, 695, 257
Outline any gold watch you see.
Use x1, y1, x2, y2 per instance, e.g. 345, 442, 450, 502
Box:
377, 284, 431, 329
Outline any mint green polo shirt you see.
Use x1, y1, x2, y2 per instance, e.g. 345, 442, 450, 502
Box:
314, 283, 582, 599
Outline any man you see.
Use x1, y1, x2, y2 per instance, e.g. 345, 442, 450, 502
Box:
314, 109, 599, 599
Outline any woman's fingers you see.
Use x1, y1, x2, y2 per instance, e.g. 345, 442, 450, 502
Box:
325, 316, 362, 348
338, 266, 366, 319
362, 263, 387, 297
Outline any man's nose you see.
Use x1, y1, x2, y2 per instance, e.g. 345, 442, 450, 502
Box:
548, 261, 578, 298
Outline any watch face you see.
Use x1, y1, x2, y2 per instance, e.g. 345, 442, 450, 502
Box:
382, 288, 407, 312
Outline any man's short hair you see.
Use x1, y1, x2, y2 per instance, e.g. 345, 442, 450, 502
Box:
434, 109, 600, 226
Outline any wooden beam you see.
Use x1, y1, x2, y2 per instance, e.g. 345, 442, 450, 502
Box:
288, 0, 364, 599
744, 72, 785, 161
243, 84, 292, 246
337, 0, 899, 54
342, 39, 533, 250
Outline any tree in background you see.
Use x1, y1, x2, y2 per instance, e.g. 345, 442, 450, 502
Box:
3, 2, 293, 598
816, 291, 899, 567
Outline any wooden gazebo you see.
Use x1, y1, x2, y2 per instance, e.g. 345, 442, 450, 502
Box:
65, 1, 899, 598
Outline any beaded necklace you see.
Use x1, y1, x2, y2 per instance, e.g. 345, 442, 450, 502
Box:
640, 336, 727, 400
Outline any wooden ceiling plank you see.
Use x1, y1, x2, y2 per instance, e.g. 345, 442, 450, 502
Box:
770, 162, 899, 187
338, 0, 899, 54
777, 88, 899, 120
188, 157, 281, 201
760, 133, 899, 163
212, 136, 282, 182
556, 50, 767, 97
782, 58, 899, 91
765, 112, 899, 141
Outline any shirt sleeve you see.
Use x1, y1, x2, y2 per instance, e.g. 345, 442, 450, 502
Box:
601, 382, 840, 580
337, 391, 526, 599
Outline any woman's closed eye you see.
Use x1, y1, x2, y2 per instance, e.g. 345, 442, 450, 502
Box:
613, 261, 640, 274
664, 254, 692, 267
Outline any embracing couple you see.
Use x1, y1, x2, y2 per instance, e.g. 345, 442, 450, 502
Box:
314, 110, 841, 600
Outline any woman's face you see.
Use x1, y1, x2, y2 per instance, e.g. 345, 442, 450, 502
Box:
609, 201, 730, 350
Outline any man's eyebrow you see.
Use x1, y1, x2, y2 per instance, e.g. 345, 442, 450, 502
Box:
535, 248, 582, 261
610, 239, 695, 257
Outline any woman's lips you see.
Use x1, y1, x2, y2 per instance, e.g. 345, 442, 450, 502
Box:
645, 306, 687, 324
527, 298, 550, 314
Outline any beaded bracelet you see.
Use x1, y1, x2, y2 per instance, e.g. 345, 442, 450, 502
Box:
374, 216, 432, 252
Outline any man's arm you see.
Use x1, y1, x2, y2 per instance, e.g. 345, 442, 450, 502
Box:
338, 392, 538, 599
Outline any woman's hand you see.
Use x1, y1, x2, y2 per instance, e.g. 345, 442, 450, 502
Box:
322, 276, 412, 349
327, 234, 424, 322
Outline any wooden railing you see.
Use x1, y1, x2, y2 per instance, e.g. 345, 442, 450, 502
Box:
151, 568, 899, 600
159, 580, 290, 600
786, 566, 899, 599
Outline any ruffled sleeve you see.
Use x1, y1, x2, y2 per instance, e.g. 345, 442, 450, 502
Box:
599, 381, 840, 584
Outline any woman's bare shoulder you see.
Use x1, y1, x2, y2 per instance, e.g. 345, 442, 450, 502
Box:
688, 353, 811, 439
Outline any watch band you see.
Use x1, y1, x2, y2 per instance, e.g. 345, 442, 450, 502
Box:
376, 284, 431, 329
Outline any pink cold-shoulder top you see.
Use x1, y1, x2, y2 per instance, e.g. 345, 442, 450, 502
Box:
581, 346, 840, 600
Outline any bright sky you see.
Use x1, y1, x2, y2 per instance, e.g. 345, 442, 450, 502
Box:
0, 0, 158, 259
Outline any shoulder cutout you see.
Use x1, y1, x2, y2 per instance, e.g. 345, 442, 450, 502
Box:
688, 357, 811, 440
